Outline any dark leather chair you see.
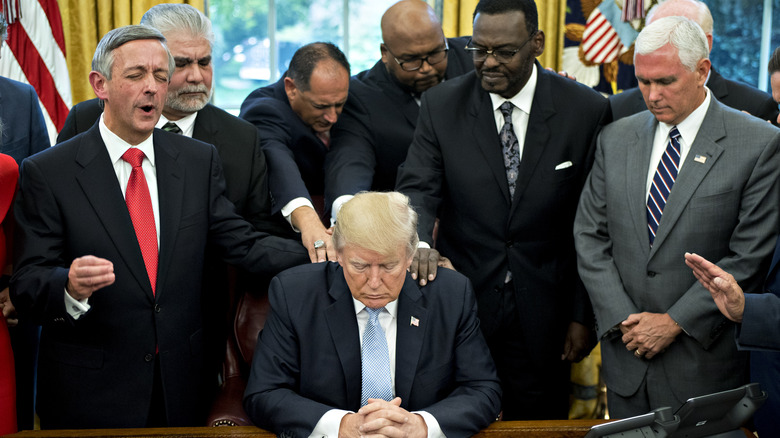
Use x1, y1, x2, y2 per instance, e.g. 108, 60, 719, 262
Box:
207, 288, 270, 426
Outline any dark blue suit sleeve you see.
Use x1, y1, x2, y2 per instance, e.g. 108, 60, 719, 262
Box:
738, 292, 780, 351
325, 89, 377, 209
240, 98, 312, 214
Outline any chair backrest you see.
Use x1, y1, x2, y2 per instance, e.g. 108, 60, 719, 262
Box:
234, 291, 271, 366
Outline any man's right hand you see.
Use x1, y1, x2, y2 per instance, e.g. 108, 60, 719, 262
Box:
66, 256, 115, 301
291, 206, 336, 263
410, 247, 454, 286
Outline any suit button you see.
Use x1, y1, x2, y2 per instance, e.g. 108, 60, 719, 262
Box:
154, 304, 161, 313
647, 271, 656, 277
505, 240, 514, 248
144, 353, 154, 362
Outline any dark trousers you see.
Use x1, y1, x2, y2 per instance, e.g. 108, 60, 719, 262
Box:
479, 280, 570, 420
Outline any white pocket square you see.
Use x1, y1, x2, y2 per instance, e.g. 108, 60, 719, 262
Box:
555, 161, 573, 170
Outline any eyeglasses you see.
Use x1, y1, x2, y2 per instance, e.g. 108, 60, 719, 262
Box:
465, 31, 538, 64
382, 42, 450, 72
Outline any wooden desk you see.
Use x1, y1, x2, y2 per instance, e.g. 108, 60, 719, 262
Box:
7, 420, 608, 437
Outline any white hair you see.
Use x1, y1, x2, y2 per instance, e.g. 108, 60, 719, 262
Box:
635, 16, 708, 71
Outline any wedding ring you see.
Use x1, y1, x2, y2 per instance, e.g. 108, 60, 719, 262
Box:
313, 239, 325, 249
634, 350, 643, 358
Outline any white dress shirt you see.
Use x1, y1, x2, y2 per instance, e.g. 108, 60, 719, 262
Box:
645, 88, 711, 196
157, 111, 198, 138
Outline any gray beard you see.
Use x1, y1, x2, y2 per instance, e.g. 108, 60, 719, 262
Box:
166, 85, 211, 113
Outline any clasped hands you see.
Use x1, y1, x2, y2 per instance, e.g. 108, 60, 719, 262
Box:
620, 312, 681, 360
340, 397, 427, 438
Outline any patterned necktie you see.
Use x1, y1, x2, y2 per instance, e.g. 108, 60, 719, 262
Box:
499, 101, 521, 197
162, 122, 182, 135
121, 148, 158, 294
647, 126, 682, 246
361, 307, 393, 406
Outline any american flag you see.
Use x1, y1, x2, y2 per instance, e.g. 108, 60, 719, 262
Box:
410, 316, 419, 327
581, 0, 638, 65
0, 0, 71, 145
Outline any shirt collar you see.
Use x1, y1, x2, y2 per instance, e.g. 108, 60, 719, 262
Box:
157, 111, 198, 136
100, 114, 156, 167
353, 296, 399, 318
489, 62, 538, 116
657, 86, 711, 147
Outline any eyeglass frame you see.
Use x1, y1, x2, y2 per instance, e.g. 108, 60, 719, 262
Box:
381, 40, 450, 72
464, 30, 538, 64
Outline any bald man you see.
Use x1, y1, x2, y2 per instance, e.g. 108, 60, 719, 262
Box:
324, 0, 473, 222
610, 0, 778, 124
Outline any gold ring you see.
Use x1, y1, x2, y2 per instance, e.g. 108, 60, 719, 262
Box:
634, 350, 643, 357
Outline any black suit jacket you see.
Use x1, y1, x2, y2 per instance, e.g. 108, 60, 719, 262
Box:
57, 99, 277, 232
324, 36, 473, 208
243, 262, 501, 437
10, 125, 308, 428
396, 65, 609, 365
239, 78, 328, 219
610, 68, 779, 124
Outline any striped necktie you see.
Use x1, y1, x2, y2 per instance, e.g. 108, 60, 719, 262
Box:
647, 126, 681, 246
162, 122, 182, 135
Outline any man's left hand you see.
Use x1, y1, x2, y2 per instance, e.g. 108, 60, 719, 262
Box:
561, 321, 595, 362
621, 312, 681, 359
358, 397, 427, 438
409, 248, 454, 286
0, 287, 17, 327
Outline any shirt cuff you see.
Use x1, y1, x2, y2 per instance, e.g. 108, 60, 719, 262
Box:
64, 288, 90, 320
281, 197, 315, 231
417, 241, 431, 249
309, 409, 352, 438
330, 194, 354, 226
415, 410, 445, 438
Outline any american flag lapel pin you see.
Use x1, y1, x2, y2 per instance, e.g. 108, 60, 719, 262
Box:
694, 154, 707, 164
410, 316, 419, 327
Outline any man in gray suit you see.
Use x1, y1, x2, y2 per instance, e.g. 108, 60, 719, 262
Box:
574, 16, 780, 418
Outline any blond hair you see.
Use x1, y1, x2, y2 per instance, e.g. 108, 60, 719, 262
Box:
332, 192, 419, 258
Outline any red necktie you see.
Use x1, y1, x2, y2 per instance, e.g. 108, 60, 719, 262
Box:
121, 148, 158, 294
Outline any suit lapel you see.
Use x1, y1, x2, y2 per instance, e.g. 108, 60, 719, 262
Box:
511, 66, 554, 215
469, 79, 512, 204
649, 100, 725, 257
394, 276, 427, 404
628, 113, 658, 253
74, 126, 155, 300
373, 64, 420, 128
324, 270, 362, 409
153, 131, 185, 299
192, 105, 218, 145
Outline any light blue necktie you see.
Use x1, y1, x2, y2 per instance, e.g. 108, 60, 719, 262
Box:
647, 126, 681, 246
361, 307, 393, 406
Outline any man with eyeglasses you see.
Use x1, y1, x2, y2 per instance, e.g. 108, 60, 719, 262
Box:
396, 0, 609, 420
324, 0, 473, 228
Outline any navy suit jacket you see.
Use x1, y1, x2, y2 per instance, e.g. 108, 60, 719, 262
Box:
741, 237, 780, 434
239, 77, 328, 218
397, 64, 608, 366
324, 36, 473, 207
243, 263, 501, 437
0, 76, 49, 164
10, 125, 308, 428
609, 68, 779, 125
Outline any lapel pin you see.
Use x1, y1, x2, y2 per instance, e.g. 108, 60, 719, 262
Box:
410, 316, 419, 327
694, 154, 707, 164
